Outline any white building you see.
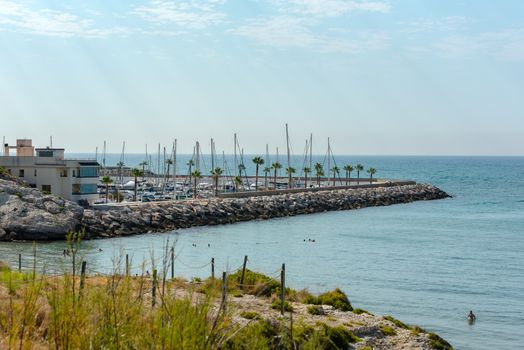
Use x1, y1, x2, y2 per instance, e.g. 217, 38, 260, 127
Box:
1, 139, 100, 204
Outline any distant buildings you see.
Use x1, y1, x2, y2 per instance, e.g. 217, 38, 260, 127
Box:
1, 139, 100, 204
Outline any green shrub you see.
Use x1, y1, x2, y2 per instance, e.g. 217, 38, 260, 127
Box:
383, 315, 410, 329
428, 332, 453, 350
380, 325, 397, 336
411, 325, 426, 336
303, 288, 353, 311
353, 308, 370, 315
270, 299, 293, 312
228, 269, 281, 297
239, 311, 261, 320
307, 305, 323, 315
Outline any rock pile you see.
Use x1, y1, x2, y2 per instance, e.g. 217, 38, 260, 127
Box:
81, 184, 450, 238
0, 179, 83, 240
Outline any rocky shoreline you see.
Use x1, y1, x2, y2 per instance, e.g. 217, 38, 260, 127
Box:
1, 177, 450, 240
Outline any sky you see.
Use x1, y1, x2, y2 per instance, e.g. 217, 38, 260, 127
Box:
0, 0, 523, 156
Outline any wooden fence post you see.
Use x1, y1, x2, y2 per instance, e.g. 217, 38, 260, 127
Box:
125, 254, 129, 277
280, 263, 286, 315
171, 247, 175, 280
222, 272, 227, 314
240, 255, 248, 289
18, 254, 21, 272
152, 269, 157, 307
80, 261, 87, 294
211, 258, 215, 280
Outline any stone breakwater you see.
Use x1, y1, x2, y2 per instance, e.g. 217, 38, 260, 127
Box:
0, 177, 450, 240
81, 184, 450, 238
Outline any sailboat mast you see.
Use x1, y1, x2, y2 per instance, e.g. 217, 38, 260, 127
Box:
95, 146, 98, 161
309, 133, 313, 170
265, 144, 269, 165
285, 123, 291, 171
233, 133, 238, 176
211, 138, 215, 170
196, 141, 200, 172
173, 140, 177, 199
157, 143, 160, 186
102, 141, 106, 168
327, 138, 331, 187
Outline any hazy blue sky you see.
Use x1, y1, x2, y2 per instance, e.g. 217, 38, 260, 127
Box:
1, 0, 523, 155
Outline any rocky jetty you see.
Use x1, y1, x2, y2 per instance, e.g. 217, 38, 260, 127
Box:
0, 178, 83, 240
0, 172, 450, 241
81, 184, 449, 238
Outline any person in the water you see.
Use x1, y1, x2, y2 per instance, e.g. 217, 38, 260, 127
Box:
468, 310, 476, 321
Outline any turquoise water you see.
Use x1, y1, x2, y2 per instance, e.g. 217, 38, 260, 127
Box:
1, 156, 523, 350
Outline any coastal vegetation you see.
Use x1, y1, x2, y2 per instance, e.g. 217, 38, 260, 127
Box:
0, 257, 450, 350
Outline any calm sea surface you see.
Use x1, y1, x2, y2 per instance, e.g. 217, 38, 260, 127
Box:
1, 155, 523, 350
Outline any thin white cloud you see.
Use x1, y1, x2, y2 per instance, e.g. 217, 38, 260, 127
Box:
133, 0, 226, 29
271, 0, 391, 17
399, 16, 471, 33
0, 0, 127, 38
433, 28, 524, 61
231, 16, 389, 53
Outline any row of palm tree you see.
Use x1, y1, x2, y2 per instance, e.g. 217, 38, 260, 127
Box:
101, 159, 377, 202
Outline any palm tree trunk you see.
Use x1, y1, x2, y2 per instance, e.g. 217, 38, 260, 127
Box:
106, 184, 109, 203
134, 175, 138, 201
349, 171, 351, 186
255, 165, 259, 191
304, 174, 308, 188
274, 170, 277, 190
194, 177, 197, 199
357, 171, 360, 185
215, 176, 219, 196
345, 171, 348, 186
370, 174, 373, 184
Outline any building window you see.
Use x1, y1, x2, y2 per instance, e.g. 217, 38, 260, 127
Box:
79, 167, 98, 178
34, 169, 37, 176
72, 170, 76, 177
38, 150, 54, 157
60, 169, 68, 177
41, 185, 51, 194
18, 169, 24, 177
72, 183, 97, 195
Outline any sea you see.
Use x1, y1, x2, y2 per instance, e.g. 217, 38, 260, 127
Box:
1, 155, 523, 350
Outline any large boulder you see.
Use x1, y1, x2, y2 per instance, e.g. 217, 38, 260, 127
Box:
0, 179, 84, 240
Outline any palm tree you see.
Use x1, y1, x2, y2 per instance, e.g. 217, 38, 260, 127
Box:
331, 166, 340, 186
263, 166, 271, 189
210, 167, 223, 196
356, 164, 364, 185
165, 159, 173, 183
139, 161, 148, 181
271, 162, 282, 190
238, 163, 246, 177
303, 167, 311, 188
101, 176, 112, 203
367, 167, 377, 184
130, 168, 143, 201
252, 156, 265, 191
343, 165, 354, 186
191, 170, 202, 198
234, 176, 242, 192
314, 162, 324, 187
286, 166, 296, 189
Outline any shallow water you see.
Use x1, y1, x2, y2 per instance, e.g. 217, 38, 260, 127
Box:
1, 156, 523, 350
